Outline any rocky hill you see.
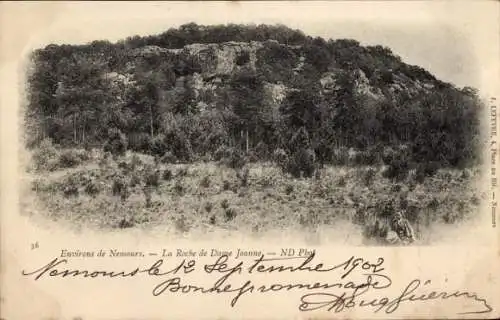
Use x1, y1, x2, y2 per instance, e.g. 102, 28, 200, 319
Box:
26, 23, 483, 169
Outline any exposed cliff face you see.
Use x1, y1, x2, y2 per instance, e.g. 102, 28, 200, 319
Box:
125, 39, 440, 111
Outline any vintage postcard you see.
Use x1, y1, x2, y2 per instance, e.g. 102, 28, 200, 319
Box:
1, 1, 499, 319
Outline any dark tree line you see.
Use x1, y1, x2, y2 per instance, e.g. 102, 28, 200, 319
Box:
25, 23, 484, 169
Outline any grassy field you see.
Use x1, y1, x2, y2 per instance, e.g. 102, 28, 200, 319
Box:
22, 148, 486, 245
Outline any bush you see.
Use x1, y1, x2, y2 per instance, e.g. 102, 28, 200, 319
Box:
331, 147, 349, 166
222, 180, 231, 191
414, 162, 440, 183
224, 208, 237, 222
174, 180, 185, 195
284, 148, 316, 178
144, 166, 161, 188
160, 151, 177, 164
254, 141, 270, 160
423, 162, 440, 177
118, 218, 134, 229
162, 169, 173, 181
130, 154, 143, 171
112, 175, 129, 201
209, 214, 216, 225
32, 138, 59, 171
214, 145, 231, 161
104, 128, 127, 157
221, 199, 229, 210
177, 167, 188, 177
61, 175, 79, 197
245, 151, 259, 163
130, 173, 142, 187
84, 180, 101, 197
204, 202, 213, 213
200, 175, 211, 188
225, 148, 246, 170
149, 134, 168, 157
383, 157, 410, 181
354, 150, 382, 166
363, 168, 377, 186
337, 175, 347, 187
236, 167, 249, 187
58, 149, 83, 168
127, 132, 150, 153
164, 129, 193, 162
273, 148, 288, 167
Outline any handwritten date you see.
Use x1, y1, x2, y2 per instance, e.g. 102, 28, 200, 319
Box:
21, 253, 492, 315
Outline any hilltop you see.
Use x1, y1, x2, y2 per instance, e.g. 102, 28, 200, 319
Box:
26, 23, 482, 169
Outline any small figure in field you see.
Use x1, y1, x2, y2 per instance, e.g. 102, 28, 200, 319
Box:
386, 211, 416, 245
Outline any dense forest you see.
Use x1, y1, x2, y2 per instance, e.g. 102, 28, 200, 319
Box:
26, 23, 484, 176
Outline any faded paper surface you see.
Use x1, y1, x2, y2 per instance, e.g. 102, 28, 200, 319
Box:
1, 1, 499, 319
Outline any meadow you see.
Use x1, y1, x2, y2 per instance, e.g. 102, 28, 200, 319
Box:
22, 142, 485, 245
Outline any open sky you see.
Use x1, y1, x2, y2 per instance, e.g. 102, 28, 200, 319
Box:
1, 1, 499, 96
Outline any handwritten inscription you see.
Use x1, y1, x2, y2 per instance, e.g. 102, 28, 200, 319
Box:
21, 252, 492, 315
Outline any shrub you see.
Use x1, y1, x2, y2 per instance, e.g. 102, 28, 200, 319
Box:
127, 132, 150, 153
104, 128, 127, 157
164, 129, 193, 162
143, 186, 153, 207
118, 218, 134, 229
337, 175, 347, 187
58, 150, 84, 168
177, 167, 188, 177
149, 134, 168, 156
144, 166, 161, 188
254, 141, 270, 159
331, 147, 349, 166
273, 148, 288, 167
112, 175, 129, 201
160, 151, 177, 164
224, 208, 237, 222
245, 151, 259, 163
84, 180, 101, 197
221, 199, 229, 210
363, 168, 377, 186
415, 168, 426, 184
391, 184, 402, 193
32, 138, 59, 171
428, 197, 440, 210
423, 161, 440, 177
209, 214, 216, 224
284, 148, 316, 178
61, 176, 79, 197
383, 157, 410, 181
226, 148, 246, 170
222, 180, 231, 191
354, 150, 381, 166
285, 184, 294, 195
130, 173, 142, 187
214, 145, 231, 161
130, 154, 143, 171
204, 202, 213, 213
162, 169, 173, 181
174, 180, 185, 195
236, 167, 250, 187
200, 175, 211, 188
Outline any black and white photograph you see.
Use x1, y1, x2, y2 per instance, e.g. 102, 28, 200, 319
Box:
2, 2, 500, 319
20, 3, 491, 247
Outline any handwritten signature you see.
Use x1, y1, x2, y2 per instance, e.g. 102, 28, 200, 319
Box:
21, 253, 493, 315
